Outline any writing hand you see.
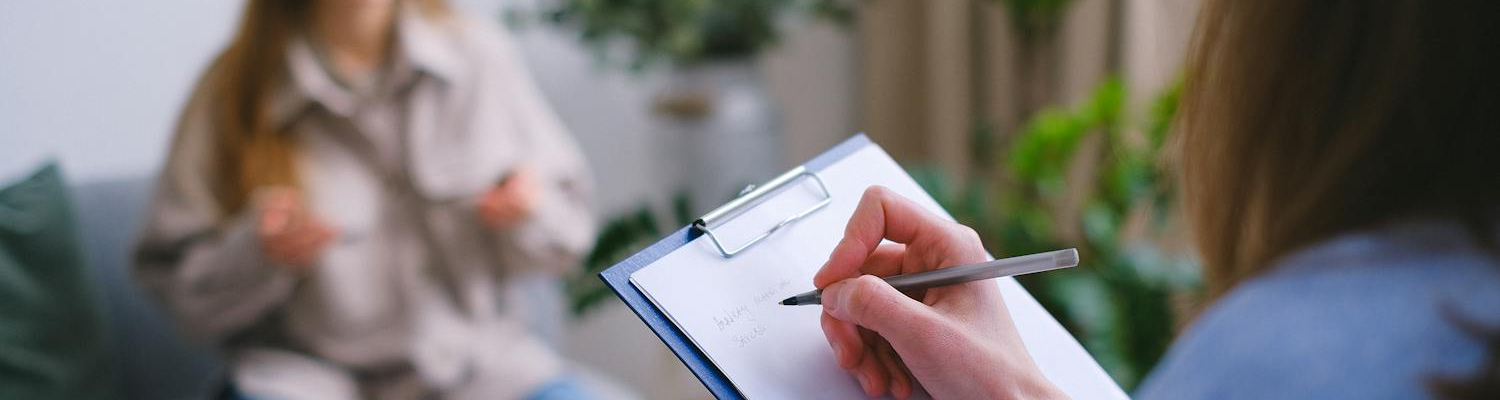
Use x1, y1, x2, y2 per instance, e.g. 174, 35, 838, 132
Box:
815, 186, 1068, 400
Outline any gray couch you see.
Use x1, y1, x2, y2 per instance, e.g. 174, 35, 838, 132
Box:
73, 178, 221, 400
70, 177, 581, 400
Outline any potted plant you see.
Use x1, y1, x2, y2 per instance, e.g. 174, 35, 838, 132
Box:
912, 79, 1200, 389
520, 0, 858, 212
533, 0, 855, 68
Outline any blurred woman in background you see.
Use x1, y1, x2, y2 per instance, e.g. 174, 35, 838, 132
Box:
132, 0, 602, 399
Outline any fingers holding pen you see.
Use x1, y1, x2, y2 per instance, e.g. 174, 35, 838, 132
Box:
817, 239, 908, 366
822, 311, 866, 369
815, 186, 950, 288
875, 338, 914, 399
853, 328, 891, 397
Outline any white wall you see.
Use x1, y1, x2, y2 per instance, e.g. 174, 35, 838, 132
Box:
0, 0, 855, 216
0, 1, 239, 184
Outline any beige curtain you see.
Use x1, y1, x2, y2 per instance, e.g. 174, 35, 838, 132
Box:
856, 0, 1200, 176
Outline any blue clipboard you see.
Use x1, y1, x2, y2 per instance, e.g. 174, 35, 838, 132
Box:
597, 134, 874, 400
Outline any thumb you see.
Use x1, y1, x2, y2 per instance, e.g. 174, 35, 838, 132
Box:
823, 275, 940, 344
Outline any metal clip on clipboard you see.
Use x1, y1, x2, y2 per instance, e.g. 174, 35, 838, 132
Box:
693, 166, 834, 258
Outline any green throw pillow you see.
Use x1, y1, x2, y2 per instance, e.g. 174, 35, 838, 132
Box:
0, 163, 114, 400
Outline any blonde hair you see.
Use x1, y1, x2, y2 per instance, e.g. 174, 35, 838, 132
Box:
206, 0, 448, 214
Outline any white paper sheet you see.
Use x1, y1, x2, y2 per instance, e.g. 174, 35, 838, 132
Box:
631, 144, 1129, 400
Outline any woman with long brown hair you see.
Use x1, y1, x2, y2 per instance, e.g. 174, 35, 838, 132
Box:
809, 0, 1499, 399
132, 0, 606, 399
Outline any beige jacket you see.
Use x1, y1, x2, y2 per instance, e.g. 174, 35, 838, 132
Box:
132, 7, 595, 400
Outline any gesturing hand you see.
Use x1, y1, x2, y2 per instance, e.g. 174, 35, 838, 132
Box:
815, 186, 1067, 400
253, 187, 337, 269
479, 166, 541, 230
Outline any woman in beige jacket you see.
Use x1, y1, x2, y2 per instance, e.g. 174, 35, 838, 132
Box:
131, 1, 598, 399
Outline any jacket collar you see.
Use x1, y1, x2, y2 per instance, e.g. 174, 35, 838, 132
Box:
270, 4, 463, 127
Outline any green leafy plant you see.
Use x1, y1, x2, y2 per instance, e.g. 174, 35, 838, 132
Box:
567, 193, 695, 316
522, 0, 857, 69
911, 77, 1199, 390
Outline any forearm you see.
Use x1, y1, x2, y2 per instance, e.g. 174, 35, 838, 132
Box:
134, 212, 298, 343
987, 368, 1071, 400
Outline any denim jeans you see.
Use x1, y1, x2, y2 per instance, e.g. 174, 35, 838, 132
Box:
222, 376, 598, 400
522, 377, 596, 400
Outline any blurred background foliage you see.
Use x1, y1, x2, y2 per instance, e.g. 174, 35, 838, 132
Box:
519, 0, 857, 68
566, 193, 694, 316
910, 78, 1200, 389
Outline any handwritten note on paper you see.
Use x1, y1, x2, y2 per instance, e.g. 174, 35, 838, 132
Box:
632, 146, 938, 400
708, 278, 789, 349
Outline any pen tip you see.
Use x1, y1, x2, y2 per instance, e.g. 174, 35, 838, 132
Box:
779, 297, 796, 306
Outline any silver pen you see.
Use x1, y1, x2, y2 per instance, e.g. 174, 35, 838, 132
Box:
779, 248, 1080, 306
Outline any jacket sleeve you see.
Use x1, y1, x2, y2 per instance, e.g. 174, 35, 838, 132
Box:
478, 21, 599, 276
131, 83, 299, 344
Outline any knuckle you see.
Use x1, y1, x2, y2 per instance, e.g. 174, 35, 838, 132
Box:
854, 274, 885, 288
855, 275, 906, 319
941, 223, 985, 255
846, 276, 882, 318
954, 224, 981, 244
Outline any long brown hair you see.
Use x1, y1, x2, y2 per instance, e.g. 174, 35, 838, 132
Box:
206, 0, 448, 214
1177, 1, 1500, 397
1178, 0, 1500, 298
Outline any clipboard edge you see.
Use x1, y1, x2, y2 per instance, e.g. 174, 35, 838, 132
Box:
595, 133, 873, 400
597, 226, 747, 400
